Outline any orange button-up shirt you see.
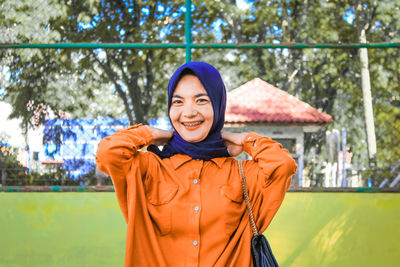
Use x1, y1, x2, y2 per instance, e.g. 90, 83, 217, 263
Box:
96, 125, 297, 267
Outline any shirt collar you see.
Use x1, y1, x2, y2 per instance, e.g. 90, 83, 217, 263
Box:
210, 157, 227, 168
170, 154, 227, 169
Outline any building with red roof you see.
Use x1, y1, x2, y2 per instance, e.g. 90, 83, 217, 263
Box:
224, 78, 333, 187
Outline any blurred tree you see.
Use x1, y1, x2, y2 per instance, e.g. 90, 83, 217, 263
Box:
0, 0, 187, 126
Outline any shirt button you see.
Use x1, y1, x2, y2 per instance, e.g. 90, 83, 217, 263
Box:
194, 206, 199, 212
193, 241, 198, 246
193, 179, 199, 184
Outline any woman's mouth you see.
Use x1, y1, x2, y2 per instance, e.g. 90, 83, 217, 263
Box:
182, 121, 203, 130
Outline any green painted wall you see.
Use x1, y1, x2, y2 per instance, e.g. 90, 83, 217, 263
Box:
0, 193, 126, 267
1, 193, 399, 267
267, 193, 400, 267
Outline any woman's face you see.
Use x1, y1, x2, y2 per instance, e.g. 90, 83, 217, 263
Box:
169, 74, 214, 143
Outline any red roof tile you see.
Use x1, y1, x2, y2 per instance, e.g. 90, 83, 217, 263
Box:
225, 78, 333, 124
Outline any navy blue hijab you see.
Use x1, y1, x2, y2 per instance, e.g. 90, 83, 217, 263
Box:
148, 61, 230, 160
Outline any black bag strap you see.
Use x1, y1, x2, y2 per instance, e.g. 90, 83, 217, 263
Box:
238, 160, 258, 237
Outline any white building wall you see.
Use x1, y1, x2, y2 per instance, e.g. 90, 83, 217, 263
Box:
223, 125, 304, 187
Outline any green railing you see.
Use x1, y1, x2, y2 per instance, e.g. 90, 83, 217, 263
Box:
2, 42, 399, 50
1, 185, 399, 192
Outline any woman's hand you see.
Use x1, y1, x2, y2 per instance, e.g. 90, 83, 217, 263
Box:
147, 126, 174, 146
221, 131, 249, 157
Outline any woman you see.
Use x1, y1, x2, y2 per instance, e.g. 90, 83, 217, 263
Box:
96, 61, 297, 266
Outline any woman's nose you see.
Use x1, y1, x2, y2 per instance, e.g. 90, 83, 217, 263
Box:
182, 103, 198, 117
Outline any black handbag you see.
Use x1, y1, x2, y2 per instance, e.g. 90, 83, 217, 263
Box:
238, 160, 279, 267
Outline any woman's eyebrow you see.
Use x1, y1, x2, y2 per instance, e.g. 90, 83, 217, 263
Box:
195, 93, 209, 98
172, 94, 183, 99
172, 93, 209, 98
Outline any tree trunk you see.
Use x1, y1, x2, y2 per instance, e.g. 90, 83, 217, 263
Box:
357, 2, 377, 168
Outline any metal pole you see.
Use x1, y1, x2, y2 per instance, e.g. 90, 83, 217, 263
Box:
1, 42, 399, 50
185, 0, 192, 62
333, 129, 341, 187
342, 128, 347, 187
389, 174, 400, 188
27, 146, 31, 174
297, 150, 303, 187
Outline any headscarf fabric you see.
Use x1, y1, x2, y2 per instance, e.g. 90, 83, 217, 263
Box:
148, 61, 230, 160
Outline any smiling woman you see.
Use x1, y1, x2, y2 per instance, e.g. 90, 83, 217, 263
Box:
147, 62, 232, 160
169, 73, 214, 143
96, 61, 297, 266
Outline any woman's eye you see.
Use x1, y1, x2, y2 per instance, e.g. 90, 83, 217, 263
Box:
197, 98, 209, 103
172, 99, 183, 104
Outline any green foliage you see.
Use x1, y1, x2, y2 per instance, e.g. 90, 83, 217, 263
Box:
0, 133, 27, 182
0, 146, 26, 171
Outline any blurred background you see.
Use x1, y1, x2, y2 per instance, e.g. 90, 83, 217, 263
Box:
1, 0, 399, 189
0, 0, 399, 266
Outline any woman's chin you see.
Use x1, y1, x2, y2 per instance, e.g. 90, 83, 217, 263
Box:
178, 131, 207, 143
174, 125, 207, 143
181, 135, 206, 143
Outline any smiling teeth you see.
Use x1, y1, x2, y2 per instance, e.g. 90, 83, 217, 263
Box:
183, 122, 202, 126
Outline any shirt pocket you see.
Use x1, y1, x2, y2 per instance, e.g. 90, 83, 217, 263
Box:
220, 181, 245, 235
145, 179, 179, 236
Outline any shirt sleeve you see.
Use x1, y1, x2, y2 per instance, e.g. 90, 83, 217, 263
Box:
95, 124, 154, 222
242, 132, 297, 233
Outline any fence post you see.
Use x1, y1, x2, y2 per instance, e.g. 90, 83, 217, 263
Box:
342, 128, 347, 187
185, 0, 192, 62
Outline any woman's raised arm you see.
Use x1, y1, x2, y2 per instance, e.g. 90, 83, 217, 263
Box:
241, 132, 297, 233
96, 124, 153, 177
96, 124, 172, 176
95, 124, 172, 222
